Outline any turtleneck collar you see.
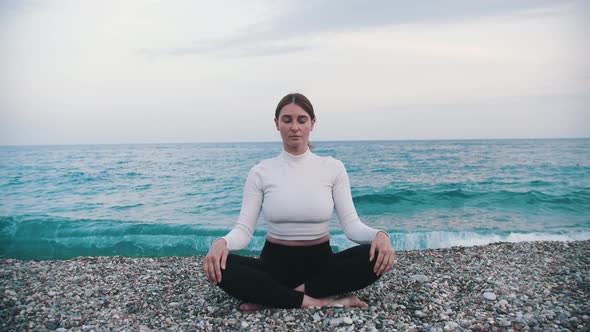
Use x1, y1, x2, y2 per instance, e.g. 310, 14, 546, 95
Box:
280, 147, 312, 162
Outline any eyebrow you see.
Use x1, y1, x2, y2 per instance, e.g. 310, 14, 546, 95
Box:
281, 114, 308, 119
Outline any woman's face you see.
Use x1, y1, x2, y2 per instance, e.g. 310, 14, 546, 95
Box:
275, 103, 315, 153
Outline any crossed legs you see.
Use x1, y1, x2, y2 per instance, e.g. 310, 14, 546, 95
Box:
217, 244, 381, 310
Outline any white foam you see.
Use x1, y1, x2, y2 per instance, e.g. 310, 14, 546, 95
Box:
329, 230, 590, 251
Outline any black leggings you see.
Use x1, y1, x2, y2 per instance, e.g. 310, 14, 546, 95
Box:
217, 240, 381, 308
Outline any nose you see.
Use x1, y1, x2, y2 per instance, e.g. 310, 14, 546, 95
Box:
290, 121, 300, 131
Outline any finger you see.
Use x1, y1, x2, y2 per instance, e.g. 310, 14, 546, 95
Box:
378, 253, 389, 275
385, 254, 394, 273
203, 257, 210, 280
378, 255, 388, 276
221, 251, 228, 270
204, 259, 214, 283
208, 261, 217, 283
214, 259, 222, 284
379, 250, 393, 275
382, 252, 394, 275
369, 241, 376, 262
374, 250, 385, 274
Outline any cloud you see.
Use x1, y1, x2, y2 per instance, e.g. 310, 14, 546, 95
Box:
140, 35, 310, 58
265, 0, 562, 34
143, 0, 573, 57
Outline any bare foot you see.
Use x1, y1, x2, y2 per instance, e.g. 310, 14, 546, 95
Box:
239, 302, 268, 312
330, 295, 368, 309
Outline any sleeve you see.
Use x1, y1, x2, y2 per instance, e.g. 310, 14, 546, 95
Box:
220, 166, 264, 251
332, 160, 389, 244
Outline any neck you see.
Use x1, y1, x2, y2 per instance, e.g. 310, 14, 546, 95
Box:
283, 144, 309, 155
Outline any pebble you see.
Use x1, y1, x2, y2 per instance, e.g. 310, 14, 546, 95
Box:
495, 299, 508, 307
411, 274, 430, 283
483, 292, 497, 301
444, 322, 459, 331
0, 241, 588, 331
415, 310, 428, 318
330, 318, 343, 326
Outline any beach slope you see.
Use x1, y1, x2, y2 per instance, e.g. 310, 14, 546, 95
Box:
1, 240, 588, 331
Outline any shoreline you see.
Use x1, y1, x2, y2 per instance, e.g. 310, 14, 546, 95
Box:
1, 240, 589, 331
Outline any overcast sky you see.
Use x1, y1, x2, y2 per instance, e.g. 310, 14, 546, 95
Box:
1, 0, 589, 145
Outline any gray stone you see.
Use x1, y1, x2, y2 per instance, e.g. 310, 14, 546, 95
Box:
495, 299, 508, 307
330, 318, 343, 326
444, 322, 459, 331
411, 274, 430, 283
343, 317, 353, 325
483, 292, 497, 301
415, 310, 428, 318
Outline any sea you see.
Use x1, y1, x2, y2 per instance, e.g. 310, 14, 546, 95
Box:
1, 139, 589, 260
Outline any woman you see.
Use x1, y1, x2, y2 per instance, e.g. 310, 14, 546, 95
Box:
204, 93, 395, 310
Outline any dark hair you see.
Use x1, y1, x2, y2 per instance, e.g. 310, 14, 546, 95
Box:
274, 93, 316, 150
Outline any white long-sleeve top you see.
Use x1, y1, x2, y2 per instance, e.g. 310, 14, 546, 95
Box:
221, 148, 386, 251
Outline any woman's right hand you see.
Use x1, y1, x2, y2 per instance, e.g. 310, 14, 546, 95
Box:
204, 238, 229, 284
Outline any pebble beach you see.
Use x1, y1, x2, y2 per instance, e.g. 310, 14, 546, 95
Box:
1, 240, 589, 332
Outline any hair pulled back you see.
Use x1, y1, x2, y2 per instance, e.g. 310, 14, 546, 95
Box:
275, 93, 316, 150
275, 93, 315, 121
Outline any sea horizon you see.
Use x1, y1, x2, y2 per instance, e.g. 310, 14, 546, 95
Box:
1, 138, 589, 260
1, 136, 589, 148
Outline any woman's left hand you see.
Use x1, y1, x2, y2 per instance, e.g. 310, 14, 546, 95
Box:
370, 231, 396, 276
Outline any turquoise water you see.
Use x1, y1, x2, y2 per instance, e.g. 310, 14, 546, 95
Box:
1, 139, 589, 260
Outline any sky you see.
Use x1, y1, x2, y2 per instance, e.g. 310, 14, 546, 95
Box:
1, 0, 589, 145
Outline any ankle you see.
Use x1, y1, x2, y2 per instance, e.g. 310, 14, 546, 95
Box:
294, 283, 305, 292
301, 295, 330, 308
